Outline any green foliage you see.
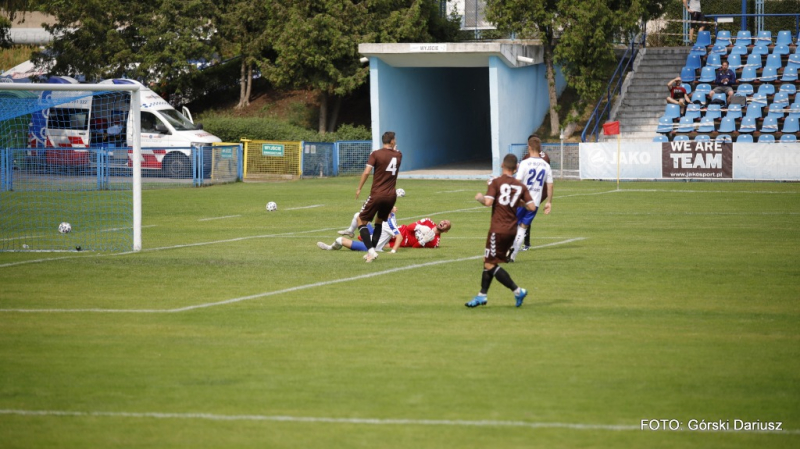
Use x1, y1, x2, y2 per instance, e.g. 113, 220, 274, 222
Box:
198, 113, 370, 142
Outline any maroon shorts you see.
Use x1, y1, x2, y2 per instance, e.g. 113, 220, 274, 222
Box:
483, 232, 515, 265
359, 195, 396, 223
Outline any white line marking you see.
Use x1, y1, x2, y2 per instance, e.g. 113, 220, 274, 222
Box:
199, 215, 241, 222
436, 189, 472, 193
284, 204, 324, 210
0, 238, 585, 313
0, 409, 796, 434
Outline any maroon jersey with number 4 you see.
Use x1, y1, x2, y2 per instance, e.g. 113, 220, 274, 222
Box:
367, 148, 402, 198
485, 174, 534, 234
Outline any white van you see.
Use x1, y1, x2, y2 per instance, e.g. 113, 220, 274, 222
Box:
30, 77, 221, 177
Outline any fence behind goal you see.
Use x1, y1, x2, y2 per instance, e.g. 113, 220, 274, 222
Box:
508, 142, 580, 179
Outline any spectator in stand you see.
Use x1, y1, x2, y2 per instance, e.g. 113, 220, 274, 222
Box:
683, 0, 706, 43
710, 60, 736, 106
666, 76, 691, 114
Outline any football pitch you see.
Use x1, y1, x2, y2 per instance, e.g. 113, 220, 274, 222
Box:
1, 178, 798, 448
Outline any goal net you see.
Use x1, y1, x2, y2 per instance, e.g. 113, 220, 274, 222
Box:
0, 82, 142, 252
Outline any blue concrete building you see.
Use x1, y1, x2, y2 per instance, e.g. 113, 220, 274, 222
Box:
358, 42, 566, 177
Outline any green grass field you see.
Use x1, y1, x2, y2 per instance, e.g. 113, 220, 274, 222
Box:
1, 178, 799, 448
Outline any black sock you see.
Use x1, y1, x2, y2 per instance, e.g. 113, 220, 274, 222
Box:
358, 225, 373, 249
524, 226, 531, 247
480, 268, 495, 294
371, 222, 382, 248
493, 267, 518, 292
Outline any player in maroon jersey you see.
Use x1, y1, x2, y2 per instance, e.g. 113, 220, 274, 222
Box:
355, 131, 403, 263
467, 153, 538, 308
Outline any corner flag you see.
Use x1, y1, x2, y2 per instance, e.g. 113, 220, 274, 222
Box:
603, 121, 620, 136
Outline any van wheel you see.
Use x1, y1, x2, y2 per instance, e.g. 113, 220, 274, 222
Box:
162, 153, 191, 178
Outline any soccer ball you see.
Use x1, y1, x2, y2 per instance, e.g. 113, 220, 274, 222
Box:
58, 222, 72, 234
266, 202, 278, 212
396, 188, 405, 197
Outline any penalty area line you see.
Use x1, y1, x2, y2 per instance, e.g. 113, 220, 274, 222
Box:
0, 238, 586, 314
0, 409, 796, 434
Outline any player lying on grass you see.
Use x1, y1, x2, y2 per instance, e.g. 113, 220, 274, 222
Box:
318, 214, 451, 253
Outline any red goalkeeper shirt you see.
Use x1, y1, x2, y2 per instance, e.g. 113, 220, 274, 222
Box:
398, 218, 441, 248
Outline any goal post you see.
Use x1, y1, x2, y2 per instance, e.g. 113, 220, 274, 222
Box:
0, 82, 142, 252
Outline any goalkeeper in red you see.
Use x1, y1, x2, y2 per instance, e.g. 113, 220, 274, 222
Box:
467, 153, 537, 308
355, 131, 402, 263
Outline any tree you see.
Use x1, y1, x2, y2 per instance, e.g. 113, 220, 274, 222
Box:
32, 0, 218, 89
485, 0, 662, 136
216, 0, 273, 109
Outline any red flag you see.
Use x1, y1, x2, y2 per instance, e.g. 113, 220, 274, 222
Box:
603, 121, 620, 136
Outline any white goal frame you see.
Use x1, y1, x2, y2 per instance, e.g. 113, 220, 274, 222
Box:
0, 83, 143, 251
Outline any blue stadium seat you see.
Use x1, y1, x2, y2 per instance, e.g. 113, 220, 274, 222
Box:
736, 84, 754, 96
730, 45, 748, 57
727, 53, 743, 70
787, 54, 800, 70
715, 134, 733, 143
758, 134, 776, 143
780, 134, 797, 143
758, 83, 775, 96
725, 104, 743, 120
705, 52, 722, 68
697, 116, 715, 133
699, 66, 716, 82
691, 91, 707, 105
751, 93, 768, 107
696, 31, 712, 47
761, 66, 779, 82
736, 134, 754, 143
690, 45, 707, 57
710, 44, 727, 56
682, 83, 693, 95
684, 103, 702, 121
710, 92, 727, 106
781, 66, 798, 82
664, 103, 682, 120
745, 103, 763, 119
715, 30, 732, 47
673, 135, 690, 141
718, 116, 737, 133
745, 53, 763, 69
694, 134, 711, 142
751, 44, 770, 56
705, 104, 722, 121
772, 44, 791, 56
776, 30, 793, 47
764, 54, 783, 70
760, 116, 779, 133
782, 116, 800, 133
677, 116, 696, 133
680, 66, 696, 83
779, 84, 796, 96
734, 30, 752, 46
739, 66, 757, 82
653, 134, 669, 142
788, 103, 800, 120
695, 83, 712, 94
766, 103, 785, 122
657, 116, 675, 133
773, 92, 790, 106
686, 53, 703, 71
756, 30, 772, 45
739, 116, 757, 133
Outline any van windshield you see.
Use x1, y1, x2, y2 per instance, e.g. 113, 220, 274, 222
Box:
158, 109, 197, 131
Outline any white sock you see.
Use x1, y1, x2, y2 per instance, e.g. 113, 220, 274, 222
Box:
510, 226, 526, 260
333, 237, 343, 250
348, 212, 358, 233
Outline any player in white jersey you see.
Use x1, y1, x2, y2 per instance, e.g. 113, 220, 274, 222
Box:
508, 135, 553, 262
318, 208, 401, 252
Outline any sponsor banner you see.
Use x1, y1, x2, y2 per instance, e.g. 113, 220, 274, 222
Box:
733, 143, 800, 180
662, 140, 732, 179
262, 143, 284, 157
579, 143, 661, 179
